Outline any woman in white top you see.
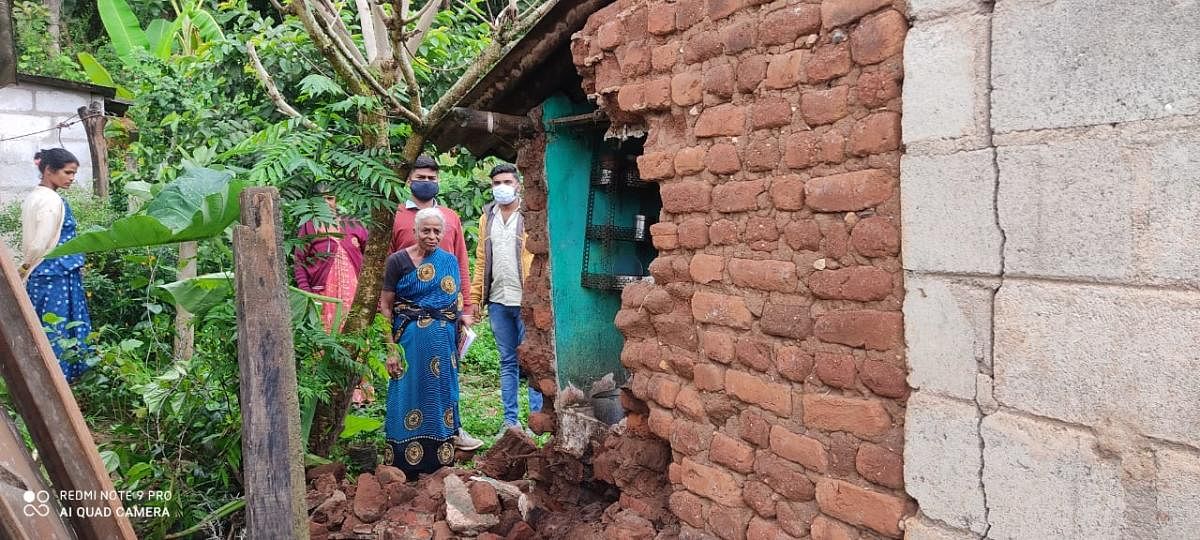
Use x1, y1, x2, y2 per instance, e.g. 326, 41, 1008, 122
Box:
21, 148, 93, 382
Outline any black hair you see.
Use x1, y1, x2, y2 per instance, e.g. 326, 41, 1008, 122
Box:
489, 162, 520, 181
411, 155, 439, 171
34, 148, 79, 173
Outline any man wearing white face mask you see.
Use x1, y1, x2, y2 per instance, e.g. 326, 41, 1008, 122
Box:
470, 163, 541, 432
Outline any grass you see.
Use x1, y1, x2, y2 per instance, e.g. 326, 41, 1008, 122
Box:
347, 320, 546, 466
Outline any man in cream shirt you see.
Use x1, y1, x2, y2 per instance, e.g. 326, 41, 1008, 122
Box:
470, 163, 541, 433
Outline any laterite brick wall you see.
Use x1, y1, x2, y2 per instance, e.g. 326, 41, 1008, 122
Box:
572, 0, 915, 537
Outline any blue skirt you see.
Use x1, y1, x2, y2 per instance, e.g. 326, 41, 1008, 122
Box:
26, 269, 92, 383
385, 317, 461, 477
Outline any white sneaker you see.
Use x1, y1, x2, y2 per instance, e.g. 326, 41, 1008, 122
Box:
452, 427, 484, 451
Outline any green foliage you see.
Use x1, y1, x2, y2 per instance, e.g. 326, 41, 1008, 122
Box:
48, 166, 246, 258
98, 0, 151, 60
10, 0, 92, 81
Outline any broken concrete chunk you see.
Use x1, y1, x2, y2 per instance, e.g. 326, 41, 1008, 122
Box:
444, 473, 500, 534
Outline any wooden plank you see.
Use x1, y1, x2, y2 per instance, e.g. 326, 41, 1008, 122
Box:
233, 187, 308, 539
0, 244, 136, 540
0, 406, 74, 540
0, 0, 15, 87
77, 104, 109, 200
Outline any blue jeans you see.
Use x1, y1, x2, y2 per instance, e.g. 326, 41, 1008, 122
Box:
490, 302, 543, 425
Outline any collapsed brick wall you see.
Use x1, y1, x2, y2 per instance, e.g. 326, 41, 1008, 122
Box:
514, 125, 561, 435
570, 0, 916, 537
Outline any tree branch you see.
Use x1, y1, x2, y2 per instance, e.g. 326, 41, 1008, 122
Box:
398, 44, 422, 111
404, 0, 445, 54
310, 0, 423, 124
246, 42, 318, 130
314, 0, 369, 67
507, 0, 557, 42
354, 0, 382, 62
293, 0, 372, 95
424, 0, 559, 128
369, 4, 395, 64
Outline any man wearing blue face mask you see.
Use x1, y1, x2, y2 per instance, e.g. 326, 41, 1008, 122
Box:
391, 155, 475, 325
470, 163, 541, 433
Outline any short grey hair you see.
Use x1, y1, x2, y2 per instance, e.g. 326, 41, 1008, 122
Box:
413, 207, 446, 230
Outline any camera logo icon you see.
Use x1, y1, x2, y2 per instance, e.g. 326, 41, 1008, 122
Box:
22, 490, 50, 517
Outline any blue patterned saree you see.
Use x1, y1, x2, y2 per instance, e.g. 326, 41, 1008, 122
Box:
25, 196, 92, 383
384, 248, 463, 476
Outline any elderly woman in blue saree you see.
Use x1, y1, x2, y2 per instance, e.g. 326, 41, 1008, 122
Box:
20, 148, 92, 383
380, 207, 467, 476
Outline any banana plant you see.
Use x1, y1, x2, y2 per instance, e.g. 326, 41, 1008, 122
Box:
81, 0, 226, 97
46, 165, 246, 258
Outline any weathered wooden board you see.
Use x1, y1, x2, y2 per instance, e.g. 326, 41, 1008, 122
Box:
233, 187, 308, 539
0, 244, 136, 539
0, 405, 74, 540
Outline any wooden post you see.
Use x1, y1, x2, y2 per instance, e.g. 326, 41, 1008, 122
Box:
0, 0, 15, 87
233, 187, 308, 539
0, 244, 136, 540
0, 405, 74, 540
77, 103, 109, 200
173, 241, 197, 361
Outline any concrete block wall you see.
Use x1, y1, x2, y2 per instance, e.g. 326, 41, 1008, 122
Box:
0, 82, 102, 207
901, 0, 1200, 538
573, 0, 915, 537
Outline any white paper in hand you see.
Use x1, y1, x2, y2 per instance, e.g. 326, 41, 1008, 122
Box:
458, 327, 477, 358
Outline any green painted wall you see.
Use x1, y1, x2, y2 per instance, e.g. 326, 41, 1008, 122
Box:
543, 94, 629, 390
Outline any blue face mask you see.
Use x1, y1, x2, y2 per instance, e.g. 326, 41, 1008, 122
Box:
410, 180, 439, 201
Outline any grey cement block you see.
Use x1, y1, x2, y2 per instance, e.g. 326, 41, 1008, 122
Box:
33, 88, 89, 114
902, 149, 1001, 274
981, 411, 1125, 540
904, 392, 988, 534
0, 140, 37, 165
903, 13, 989, 144
997, 139, 1135, 281
994, 280, 1200, 448
906, 0, 982, 21
903, 515, 981, 540
0, 114, 52, 139
0, 87, 34, 111
904, 274, 994, 400
992, 0, 1200, 132
53, 115, 89, 142
1157, 447, 1200, 539
1145, 132, 1200, 284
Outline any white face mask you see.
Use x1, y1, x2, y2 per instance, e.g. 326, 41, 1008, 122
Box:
492, 184, 518, 205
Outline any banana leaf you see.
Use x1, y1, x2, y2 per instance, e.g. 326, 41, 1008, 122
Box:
340, 415, 382, 439
158, 271, 341, 321
77, 53, 115, 87
188, 9, 225, 43
48, 166, 245, 257
97, 0, 149, 61
146, 18, 174, 60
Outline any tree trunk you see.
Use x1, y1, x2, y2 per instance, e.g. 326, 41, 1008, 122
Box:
306, 124, 426, 456
173, 241, 197, 361
45, 0, 62, 55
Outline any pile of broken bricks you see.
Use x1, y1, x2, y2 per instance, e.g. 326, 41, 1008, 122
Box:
304, 428, 648, 540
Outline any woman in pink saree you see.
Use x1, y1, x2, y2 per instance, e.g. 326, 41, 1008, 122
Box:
294, 185, 372, 403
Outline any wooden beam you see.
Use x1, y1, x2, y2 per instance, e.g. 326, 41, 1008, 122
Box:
77, 103, 109, 200
0, 245, 136, 540
0, 0, 14, 87
448, 107, 536, 137
233, 187, 308, 539
0, 405, 73, 540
